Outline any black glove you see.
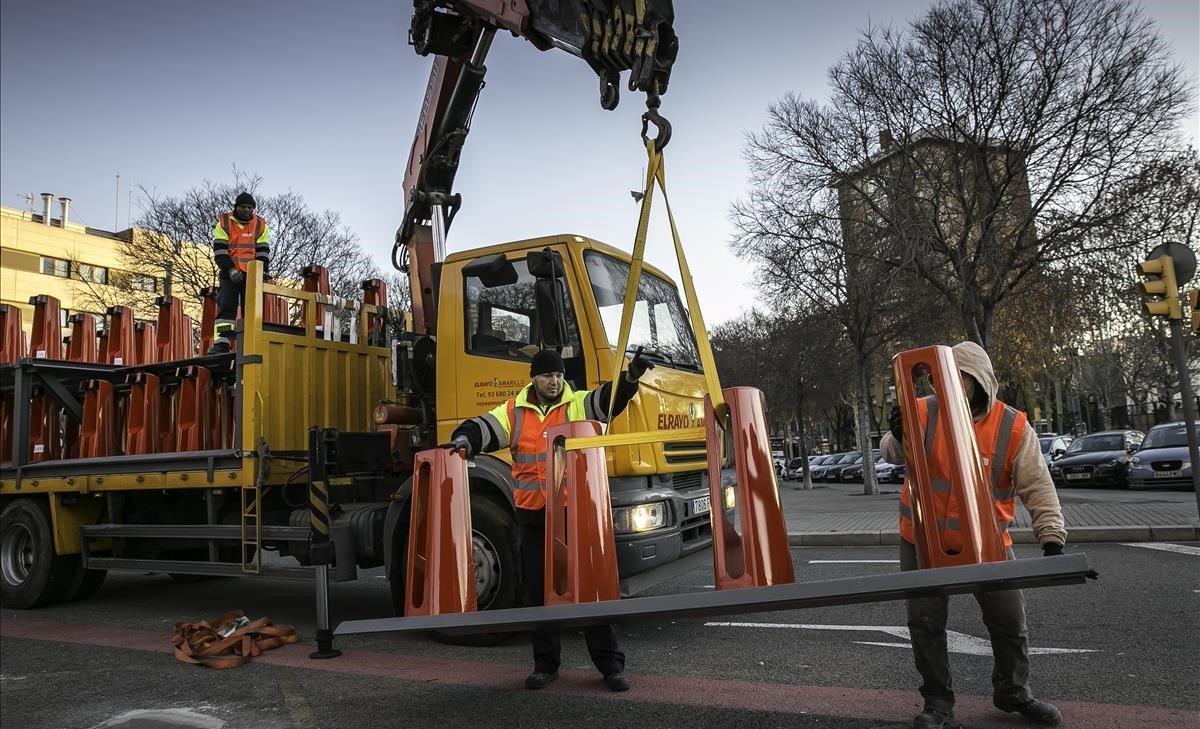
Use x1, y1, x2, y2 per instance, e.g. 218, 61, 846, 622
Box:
888, 405, 903, 442
1042, 542, 1064, 557
228, 268, 246, 285
626, 348, 655, 382
446, 434, 471, 457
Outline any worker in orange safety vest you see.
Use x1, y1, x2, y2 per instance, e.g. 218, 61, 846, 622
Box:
881, 341, 1067, 729
207, 192, 270, 354
449, 348, 652, 692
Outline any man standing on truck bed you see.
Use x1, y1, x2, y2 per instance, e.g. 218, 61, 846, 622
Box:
449, 348, 652, 692
207, 192, 270, 355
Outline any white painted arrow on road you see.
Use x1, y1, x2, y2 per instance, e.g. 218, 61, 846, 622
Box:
704, 622, 1098, 656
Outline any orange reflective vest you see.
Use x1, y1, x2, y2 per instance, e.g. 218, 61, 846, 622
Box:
215, 212, 268, 272
899, 396, 1026, 550
506, 398, 573, 511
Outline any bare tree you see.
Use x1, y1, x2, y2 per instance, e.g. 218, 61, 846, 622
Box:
74, 169, 382, 316
735, 0, 1193, 348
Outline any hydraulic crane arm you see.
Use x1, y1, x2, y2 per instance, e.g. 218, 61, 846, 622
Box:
394, 0, 678, 335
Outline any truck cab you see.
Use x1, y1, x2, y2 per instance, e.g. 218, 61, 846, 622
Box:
407, 233, 728, 602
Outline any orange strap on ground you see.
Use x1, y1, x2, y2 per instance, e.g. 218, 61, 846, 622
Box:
170, 609, 298, 669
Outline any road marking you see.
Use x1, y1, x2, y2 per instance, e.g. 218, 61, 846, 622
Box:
808, 560, 899, 564
703, 622, 1098, 656
1120, 543, 1200, 557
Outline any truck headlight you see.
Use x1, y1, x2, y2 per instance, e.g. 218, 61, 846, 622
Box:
723, 485, 736, 510
614, 502, 668, 533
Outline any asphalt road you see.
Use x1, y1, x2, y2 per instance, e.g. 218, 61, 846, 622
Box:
2, 543, 1197, 729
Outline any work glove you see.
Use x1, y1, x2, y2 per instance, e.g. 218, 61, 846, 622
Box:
625, 348, 655, 382
228, 269, 246, 285
888, 405, 903, 442
446, 434, 471, 457
1042, 542, 1064, 557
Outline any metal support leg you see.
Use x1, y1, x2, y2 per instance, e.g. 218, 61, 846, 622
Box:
308, 426, 341, 659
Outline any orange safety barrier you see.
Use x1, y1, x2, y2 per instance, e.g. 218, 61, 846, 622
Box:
175, 365, 212, 451
362, 278, 388, 345
135, 322, 157, 366
543, 420, 620, 605
79, 379, 117, 458
28, 392, 60, 463
66, 313, 99, 363
28, 295, 63, 360
892, 345, 1007, 568
404, 448, 476, 617
209, 380, 235, 449
303, 265, 331, 295
0, 394, 11, 464
156, 295, 195, 362
0, 304, 25, 364
263, 292, 289, 326
104, 306, 137, 366
199, 287, 218, 355
123, 372, 162, 455
705, 387, 795, 590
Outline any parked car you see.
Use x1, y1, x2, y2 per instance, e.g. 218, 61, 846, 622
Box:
809, 453, 846, 482
782, 457, 808, 481
839, 450, 882, 482
876, 458, 906, 484
1127, 422, 1197, 491
1048, 430, 1144, 488
825, 451, 863, 482
1039, 434, 1074, 466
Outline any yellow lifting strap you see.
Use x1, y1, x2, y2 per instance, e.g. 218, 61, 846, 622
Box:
603, 138, 726, 433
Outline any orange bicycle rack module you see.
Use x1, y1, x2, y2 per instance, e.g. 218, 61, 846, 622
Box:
123, 372, 162, 455
404, 448, 476, 617
892, 345, 1007, 568
543, 420, 621, 606
66, 313, 98, 363
79, 379, 117, 458
705, 386, 795, 590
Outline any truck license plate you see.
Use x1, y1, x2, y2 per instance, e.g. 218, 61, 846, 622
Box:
1155, 470, 1182, 478
692, 496, 711, 515
1065, 473, 1089, 480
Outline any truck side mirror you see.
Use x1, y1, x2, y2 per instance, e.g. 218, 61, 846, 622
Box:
463, 253, 517, 288
534, 278, 568, 348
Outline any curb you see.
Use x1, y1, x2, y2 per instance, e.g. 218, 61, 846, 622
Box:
786, 524, 1200, 547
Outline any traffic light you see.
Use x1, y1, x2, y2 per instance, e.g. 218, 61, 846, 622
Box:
1136, 255, 1181, 319
1190, 289, 1200, 334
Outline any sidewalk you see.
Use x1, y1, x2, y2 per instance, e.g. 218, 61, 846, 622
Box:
779, 480, 1200, 546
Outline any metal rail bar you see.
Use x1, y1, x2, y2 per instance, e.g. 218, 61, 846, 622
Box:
336, 554, 1093, 637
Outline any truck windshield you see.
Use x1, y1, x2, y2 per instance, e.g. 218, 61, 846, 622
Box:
584, 251, 702, 371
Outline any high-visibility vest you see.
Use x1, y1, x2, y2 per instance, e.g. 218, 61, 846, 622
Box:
214, 212, 269, 272
898, 395, 1025, 550
473, 382, 606, 511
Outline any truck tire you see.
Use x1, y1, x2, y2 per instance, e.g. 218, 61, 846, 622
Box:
62, 557, 107, 602
391, 496, 520, 647
0, 499, 76, 609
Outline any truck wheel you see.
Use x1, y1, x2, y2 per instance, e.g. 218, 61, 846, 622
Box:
0, 499, 75, 609
392, 496, 520, 647
62, 557, 107, 602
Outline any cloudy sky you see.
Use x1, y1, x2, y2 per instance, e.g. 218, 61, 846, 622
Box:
2, 0, 1196, 324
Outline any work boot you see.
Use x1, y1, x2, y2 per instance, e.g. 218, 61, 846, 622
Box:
206, 341, 231, 355
994, 699, 1062, 726
524, 671, 558, 690
602, 672, 630, 692
912, 708, 957, 729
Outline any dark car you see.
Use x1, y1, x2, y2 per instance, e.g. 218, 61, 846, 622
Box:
825, 452, 863, 482
1039, 434, 1074, 466
839, 450, 882, 482
1127, 422, 1197, 491
1048, 430, 1144, 488
809, 453, 847, 482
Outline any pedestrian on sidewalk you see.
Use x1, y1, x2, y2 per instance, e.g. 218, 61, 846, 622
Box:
881, 341, 1067, 729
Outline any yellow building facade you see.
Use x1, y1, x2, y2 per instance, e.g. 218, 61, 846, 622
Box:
0, 201, 208, 344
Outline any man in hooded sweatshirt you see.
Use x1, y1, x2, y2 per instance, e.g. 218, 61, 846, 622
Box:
881, 341, 1067, 729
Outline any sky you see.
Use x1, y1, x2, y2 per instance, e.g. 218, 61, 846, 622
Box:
2, 0, 1197, 325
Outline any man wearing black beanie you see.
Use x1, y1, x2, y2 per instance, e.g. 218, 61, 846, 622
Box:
449, 347, 653, 692
207, 192, 270, 354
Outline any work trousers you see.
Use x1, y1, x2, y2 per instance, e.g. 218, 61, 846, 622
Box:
900, 540, 1033, 712
516, 507, 625, 676
213, 270, 245, 346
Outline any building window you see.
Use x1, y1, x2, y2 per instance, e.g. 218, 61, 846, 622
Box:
76, 263, 109, 285
41, 257, 70, 278
130, 274, 157, 292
